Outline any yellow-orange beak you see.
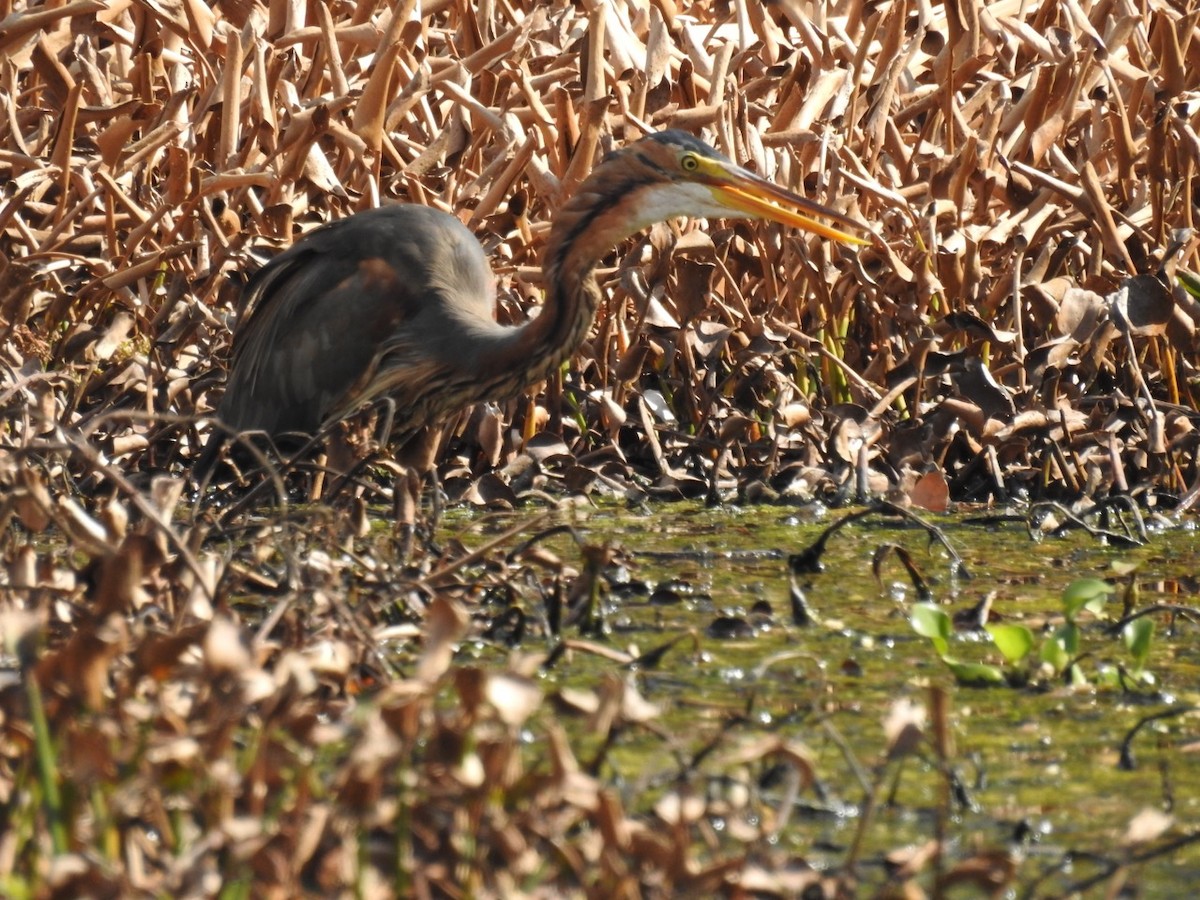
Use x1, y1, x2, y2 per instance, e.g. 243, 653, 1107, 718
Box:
701, 158, 872, 246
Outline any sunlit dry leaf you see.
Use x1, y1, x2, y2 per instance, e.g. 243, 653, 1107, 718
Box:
375, 623, 423, 643
13, 468, 52, 532
471, 472, 519, 508
654, 791, 705, 825
474, 404, 505, 466
522, 431, 570, 462
552, 686, 601, 716
831, 416, 864, 463
588, 672, 624, 740
641, 389, 676, 424
302, 144, 347, 196
689, 320, 732, 360
93, 312, 134, 360
908, 470, 950, 513
339, 711, 403, 813
779, 402, 811, 428
595, 390, 626, 435
644, 292, 681, 328
149, 476, 185, 520
56, 497, 111, 554
884, 698, 927, 759
1024, 337, 1080, 383
303, 550, 335, 581
204, 616, 252, 675
94, 535, 152, 615
454, 666, 487, 719
8, 546, 38, 592
415, 597, 468, 683
456, 751, 486, 788
618, 678, 660, 724
186, 553, 221, 621
99, 495, 129, 543
145, 736, 202, 766
1123, 808, 1174, 846
222, 816, 265, 846
303, 640, 353, 679
0, 608, 43, 666
485, 672, 542, 727
547, 721, 603, 810
885, 839, 940, 879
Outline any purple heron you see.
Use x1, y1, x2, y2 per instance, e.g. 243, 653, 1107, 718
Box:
196, 130, 869, 485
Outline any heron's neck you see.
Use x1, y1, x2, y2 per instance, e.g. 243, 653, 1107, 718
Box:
513, 242, 601, 386
510, 166, 660, 388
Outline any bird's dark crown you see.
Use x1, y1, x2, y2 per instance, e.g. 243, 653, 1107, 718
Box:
597, 129, 731, 170
645, 129, 726, 160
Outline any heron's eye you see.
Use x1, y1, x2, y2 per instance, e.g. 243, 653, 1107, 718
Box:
681, 153, 700, 172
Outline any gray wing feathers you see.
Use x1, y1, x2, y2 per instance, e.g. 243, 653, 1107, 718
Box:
214, 205, 496, 437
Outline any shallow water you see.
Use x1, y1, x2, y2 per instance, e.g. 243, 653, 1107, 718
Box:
451, 501, 1200, 893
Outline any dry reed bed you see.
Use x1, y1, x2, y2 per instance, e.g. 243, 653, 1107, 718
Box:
0, 0, 1198, 895
0, 0, 1196, 504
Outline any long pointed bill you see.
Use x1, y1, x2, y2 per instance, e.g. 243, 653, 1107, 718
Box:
702, 160, 872, 246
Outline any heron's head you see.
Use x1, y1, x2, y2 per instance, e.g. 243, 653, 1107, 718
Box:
594, 130, 872, 245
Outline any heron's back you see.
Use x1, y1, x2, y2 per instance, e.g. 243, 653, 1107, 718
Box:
215, 205, 496, 438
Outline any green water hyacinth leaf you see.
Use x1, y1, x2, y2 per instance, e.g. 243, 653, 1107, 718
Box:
911, 603, 951, 657
944, 658, 1007, 686
1040, 626, 1075, 674
1068, 663, 1089, 687
985, 623, 1035, 665
1123, 617, 1154, 670
1177, 267, 1200, 300
1062, 578, 1114, 622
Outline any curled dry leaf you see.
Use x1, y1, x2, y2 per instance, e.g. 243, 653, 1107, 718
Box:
415, 597, 469, 683
884, 698, 927, 760
655, 791, 707, 826
1109, 274, 1175, 338
203, 615, 253, 676
484, 672, 543, 727
0, 607, 43, 667
718, 735, 817, 789
908, 470, 950, 513
1123, 808, 1175, 847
